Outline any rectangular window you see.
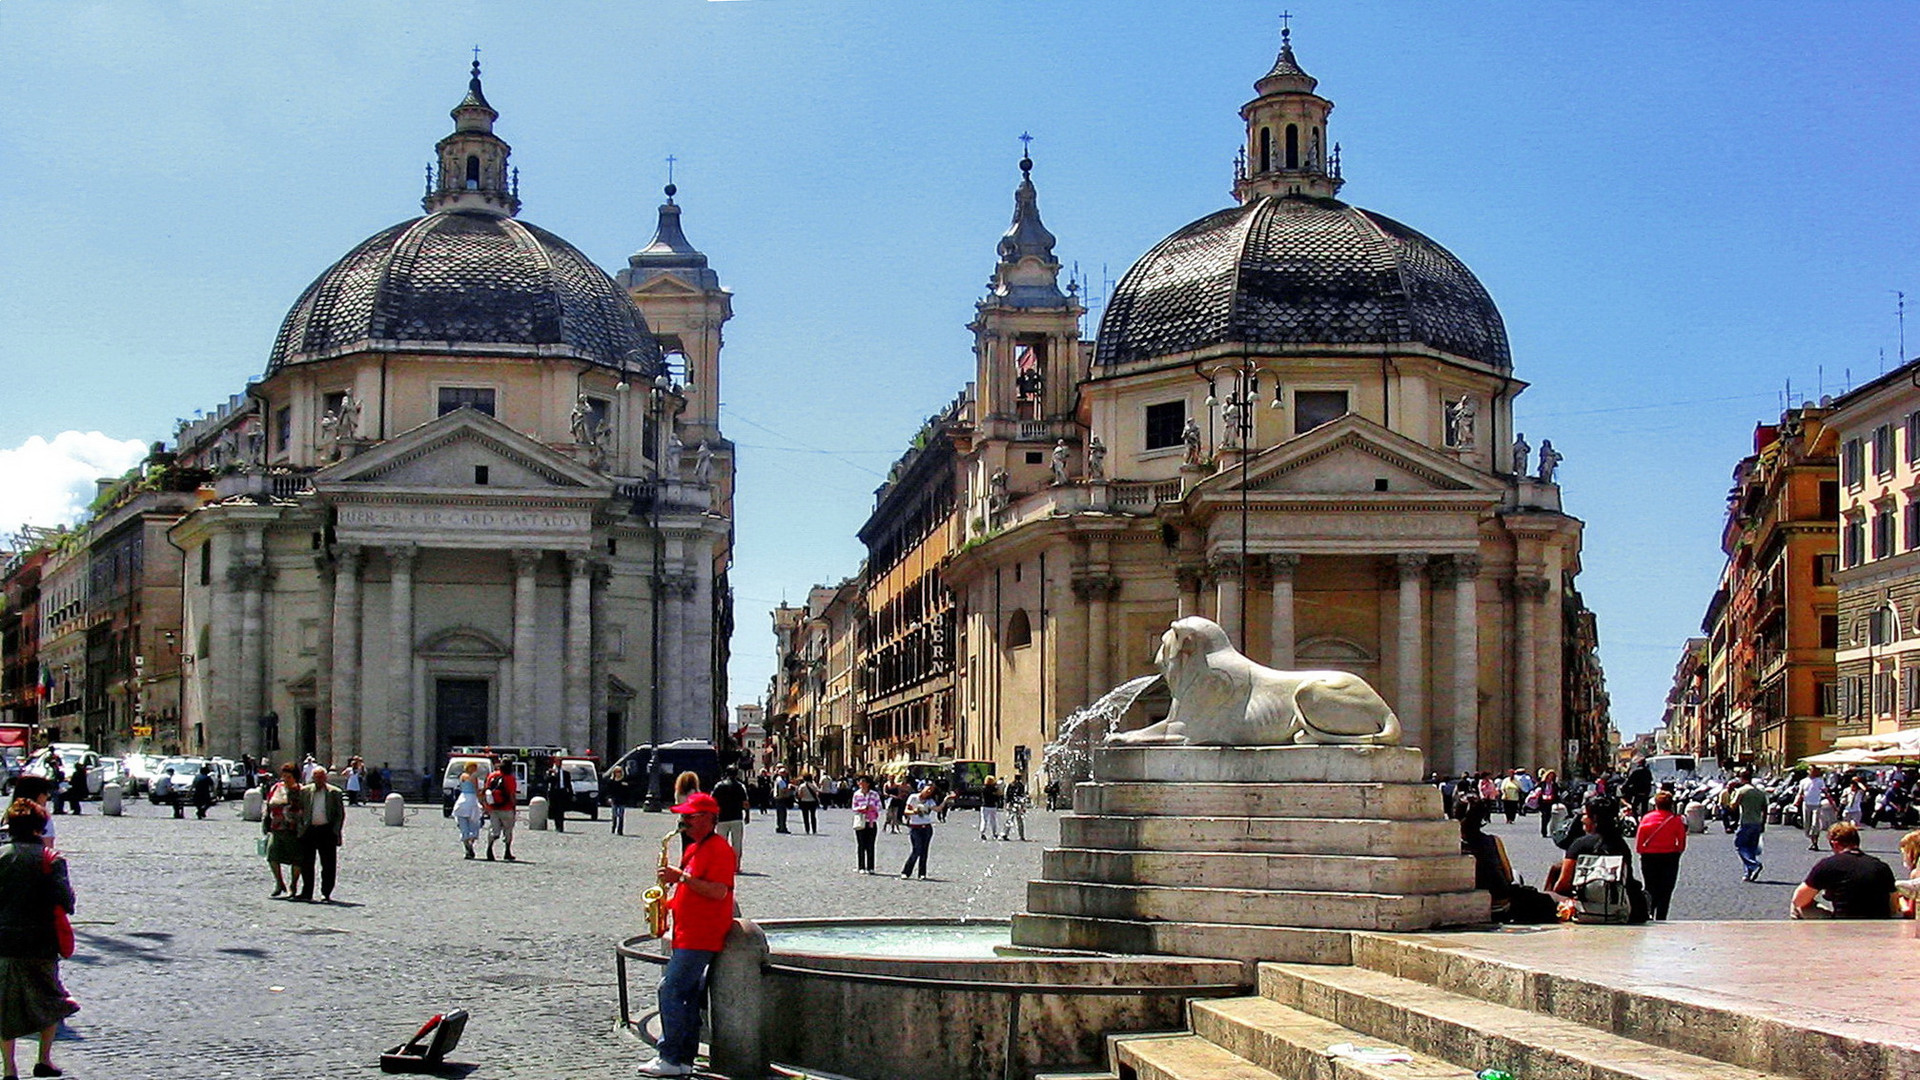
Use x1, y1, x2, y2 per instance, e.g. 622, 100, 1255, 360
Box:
1874, 507, 1896, 559
274, 407, 291, 453
438, 387, 496, 417
1144, 401, 1186, 451
1872, 606, 1896, 647
1878, 671, 1898, 714
583, 396, 611, 437
1837, 677, 1852, 718
1905, 667, 1920, 713
1908, 412, 1920, 464
642, 414, 660, 461
1814, 553, 1838, 585
1845, 517, 1865, 566
473, 465, 489, 485
1844, 438, 1864, 487
1819, 480, 1840, 520
1909, 503, 1920, 551
199, 542, 210, 587
1819, 681, 1838, 717
1876, 424, 1896, 476
1294, 390, 1349, 435
1820, 614, 1839, 649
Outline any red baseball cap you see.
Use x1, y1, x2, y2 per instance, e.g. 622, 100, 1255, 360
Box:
670, 792, 720, 816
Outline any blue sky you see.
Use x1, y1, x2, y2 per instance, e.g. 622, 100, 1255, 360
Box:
2, 1, 1917, 736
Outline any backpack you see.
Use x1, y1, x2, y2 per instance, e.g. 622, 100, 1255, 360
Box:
1571, 853, 1649, 925
485, 773, 511, 809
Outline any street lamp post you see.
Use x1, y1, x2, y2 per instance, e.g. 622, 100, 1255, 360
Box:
1204, 360, 1282, 647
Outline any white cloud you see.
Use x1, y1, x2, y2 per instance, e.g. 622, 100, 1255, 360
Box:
0, 431, 152, 535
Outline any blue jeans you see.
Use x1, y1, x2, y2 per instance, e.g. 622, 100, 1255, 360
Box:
1734, 823, 1764, 874
903, 824, 932, 877
610, 803, 627, 835
657, 947, 718, 1067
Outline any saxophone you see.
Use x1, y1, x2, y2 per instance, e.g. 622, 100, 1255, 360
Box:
642, 826, 679, 938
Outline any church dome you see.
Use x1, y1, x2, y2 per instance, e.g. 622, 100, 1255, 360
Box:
1095, 193, 1510, 370
266, 209, 664, 375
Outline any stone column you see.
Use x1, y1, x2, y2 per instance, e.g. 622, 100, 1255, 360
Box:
1212, 559, 1243, 647
689, 548, 716, 745
313, 556, 335, 764
1175, 565, 1204, 619
657, 570, 690, 743
1443, 556, 1481, 775
590, 562, 612, 754
1074, 575, 1121, 703
1512, 575, 1550, 772
565, 552, 594, 754
231, 553, 268, 759
328, 545, 363, 760
1268, 553, 1299, 669
1395, 554, 1428, 757
1535, 574, 1566, 776
387, 544, 418, 773
511, 549, 541, 747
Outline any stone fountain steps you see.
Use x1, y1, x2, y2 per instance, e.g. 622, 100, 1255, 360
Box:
1255, 961, 1804, 1080
1025, 879, 1489, 933
1073, 780, 1444, 819
1059, 813, 1461, 856
1093, 744, 1426, 784
1009, 912, 1356, 965
1043, 848, 1476, 894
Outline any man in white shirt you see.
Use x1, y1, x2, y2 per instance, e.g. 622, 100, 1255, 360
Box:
1799, 768, 1829, 851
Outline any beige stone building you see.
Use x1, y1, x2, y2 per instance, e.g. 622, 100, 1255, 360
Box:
937, 32, 1599, 780
1829, 357, 1920, 743
169, 66, 733, 785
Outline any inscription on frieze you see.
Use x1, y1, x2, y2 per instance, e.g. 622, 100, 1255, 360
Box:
337, 506, 587, 533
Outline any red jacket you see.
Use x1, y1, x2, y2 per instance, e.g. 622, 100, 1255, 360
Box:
1635, 809, 1688, 855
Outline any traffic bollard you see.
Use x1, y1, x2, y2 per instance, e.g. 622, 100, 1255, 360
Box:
243, 786, 264, 822
102, 783, 123, 817
383, 791, 406, 826
528, 796, 550, 830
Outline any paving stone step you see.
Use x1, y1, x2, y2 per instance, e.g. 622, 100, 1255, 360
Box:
1187, 995, 1481, 1080
1030, 1071, 1119, 1080
1261, 962, 1803, 1080
1043, 847, 1476, 894
1352, 932, 1919, 1080
1009, 912, 1353, 965
1026, 879, 1488, 932
1109, 1032, 1282, 1080
1073, 780, 1445, 820
1060, 814, 1460, 856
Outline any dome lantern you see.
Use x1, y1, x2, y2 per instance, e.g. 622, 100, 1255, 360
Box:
1234, 25, 1343, 202
425, 57, 522, 217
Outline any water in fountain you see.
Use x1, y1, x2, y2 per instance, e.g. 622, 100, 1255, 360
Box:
1042, 673, 1161, 790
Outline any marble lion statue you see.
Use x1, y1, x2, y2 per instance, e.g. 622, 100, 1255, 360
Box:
1108, 617, 1402, 747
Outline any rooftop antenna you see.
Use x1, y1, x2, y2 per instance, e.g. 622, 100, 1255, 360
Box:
1898, 290, 1907, 363
1818, 364, 1825, 400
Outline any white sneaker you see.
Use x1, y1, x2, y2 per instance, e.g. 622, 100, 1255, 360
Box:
638, 1058, 693, 1076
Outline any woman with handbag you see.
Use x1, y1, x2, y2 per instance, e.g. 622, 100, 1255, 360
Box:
795, 774, 820, 835
0, 802, 75, 1079
850, 776, 881, 874
263, 763, 307, 898
1634, 789, 1688, 920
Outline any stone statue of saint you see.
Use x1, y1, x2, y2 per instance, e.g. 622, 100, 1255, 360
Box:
1108, 616, 1402, 747
1536, 439, 1563, 484
1086, 436, 1107, 481
570, 394, 595, 445
318, 410, 341, 459
335, 393, 361, 441
1445, 394, 1476, 448
1220, 398, 1242, 449
1050, 440, 1070, 486
1510, 432, 1530, 477
1182, 417, 1203, 465
692, 440, 715, 486
988, 468, 1010, 509
665, 428, 685, 476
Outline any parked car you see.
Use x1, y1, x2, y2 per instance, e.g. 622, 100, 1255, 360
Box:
553, 757, 600, 818
150, 757, 212, 804
210, 758, 251, 798
26, 745, 103, 798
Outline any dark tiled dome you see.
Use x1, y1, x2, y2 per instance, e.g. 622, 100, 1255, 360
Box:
1095, 194, 1510, 370
267, 210, 664, 374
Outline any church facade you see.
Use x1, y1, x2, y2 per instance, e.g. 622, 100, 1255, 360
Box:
788, 32, 1609, 781
170, 66, 733, 783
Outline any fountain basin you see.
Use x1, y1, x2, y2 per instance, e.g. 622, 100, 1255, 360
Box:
754, 917, 1247, 1080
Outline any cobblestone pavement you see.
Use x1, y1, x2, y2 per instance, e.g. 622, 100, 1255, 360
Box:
54, 799, 1053, 1079
57, 796, 1909, 1077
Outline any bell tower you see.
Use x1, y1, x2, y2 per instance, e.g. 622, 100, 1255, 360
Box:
971, 146, 1083, 434
424, 58, 521, 216
619, 181, 732, 447
1233, 24, 1343, 203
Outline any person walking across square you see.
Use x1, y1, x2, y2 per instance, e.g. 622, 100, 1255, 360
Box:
711, 771, 748, 869
1729, 771, 1768, 882
901, 783, 938, 879
297, 767, 346, 903
483, 757, 517, 862
850, 776, 881, 874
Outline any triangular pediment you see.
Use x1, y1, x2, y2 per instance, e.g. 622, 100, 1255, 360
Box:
628, 274, 705, 298
315, 408, 612, 493
1193, 414, 1504, 497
